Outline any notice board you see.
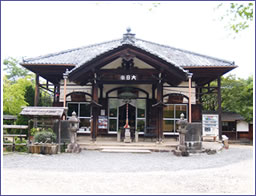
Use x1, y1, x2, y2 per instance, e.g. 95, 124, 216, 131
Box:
202, 114, 219, 137
98, 116, 108, 129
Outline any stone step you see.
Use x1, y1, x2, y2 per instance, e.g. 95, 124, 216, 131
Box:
80, 145, 175, 152
78, 142, 178, 147
101, 148, 151, 153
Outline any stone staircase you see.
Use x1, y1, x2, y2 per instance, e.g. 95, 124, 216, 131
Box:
77, 135, 178, 153
78, 142, 177, 153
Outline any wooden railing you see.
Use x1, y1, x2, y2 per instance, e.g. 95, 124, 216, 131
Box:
3, 125, 28, 151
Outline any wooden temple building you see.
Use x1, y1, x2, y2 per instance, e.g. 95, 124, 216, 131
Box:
20, 28, 237, 141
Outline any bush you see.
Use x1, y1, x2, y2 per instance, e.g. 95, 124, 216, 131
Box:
30, 127, 54, 136
34, 131, 56, 143
3, 139, 12, 152
15, 138, 28, 152
30, 127, 41, 136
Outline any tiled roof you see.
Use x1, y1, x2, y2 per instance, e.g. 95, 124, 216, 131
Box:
23, 31, 235, 73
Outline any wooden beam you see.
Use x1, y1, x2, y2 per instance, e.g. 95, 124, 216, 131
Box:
91, 81, 99, 141
54, 85, 57, 102
217, 76, 222, 140
97, 68, 158, 74
188, 74, 192, 123
39, 84, 54, 93
152, 84, 156, 99
34, 74, 39, 106
63, 71, 68, 109
156, 79, 163, 142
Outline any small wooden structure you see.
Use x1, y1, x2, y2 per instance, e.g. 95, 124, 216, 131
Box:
20, 107, 67, 153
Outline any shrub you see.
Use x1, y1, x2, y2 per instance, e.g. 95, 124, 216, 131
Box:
15, 138, 28, 152
30, 127, 41, 136
34, 131, 56, 143
3, 139, 12, 152
30, 127, 54, 136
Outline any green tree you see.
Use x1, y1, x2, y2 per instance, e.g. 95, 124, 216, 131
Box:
217, 2, 254, 34
3, 75, 33, 115
24, 85, 35, 106
202, 75, 253, 122
3, 57, 33, 82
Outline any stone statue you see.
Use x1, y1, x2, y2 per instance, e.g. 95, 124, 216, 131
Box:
66, 112, 82, 153
174, 113, 189, 156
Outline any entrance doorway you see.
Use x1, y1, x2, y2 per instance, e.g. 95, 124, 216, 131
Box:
118, 103, 136, 129
108, 98, 146, 133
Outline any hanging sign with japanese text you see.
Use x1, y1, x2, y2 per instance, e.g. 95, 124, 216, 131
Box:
120, 74, 137, 81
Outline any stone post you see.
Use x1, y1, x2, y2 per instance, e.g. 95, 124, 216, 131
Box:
66, 112, 82, 153
173, 113, 189, 156
135, 131, 139, 142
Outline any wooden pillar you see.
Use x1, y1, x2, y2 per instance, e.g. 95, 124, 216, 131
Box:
34, 74, 39, 106
91, 81, 99, 141
152, 84, 156, 100
156, 80, 163, 141
57, 84, 60, 102
63, 72, 68, 108
53, 85, 57, 103
99, 84, 103, 100
188, 74, 193, 123
217, 76, 222, 140
58, 118, 61, 153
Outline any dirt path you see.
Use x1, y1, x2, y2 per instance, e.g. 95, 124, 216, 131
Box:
2, 145, 254, 194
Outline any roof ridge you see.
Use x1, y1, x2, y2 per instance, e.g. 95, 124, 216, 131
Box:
23, 38, 122, 63
135, 38, 234, 65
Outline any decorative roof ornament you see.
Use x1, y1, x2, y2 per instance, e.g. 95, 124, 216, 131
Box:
63, 68, 69, 79
122, 27, 136, 44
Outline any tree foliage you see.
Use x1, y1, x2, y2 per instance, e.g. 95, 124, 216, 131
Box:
3, 57, 53, 118
202, 75, 253, 122
3, 75, 32, 115
3, 57, 33, 83
217, 2, 254, 34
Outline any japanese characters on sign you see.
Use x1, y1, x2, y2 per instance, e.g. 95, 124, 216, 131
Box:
120, 74, 137, 81
202, 114, 219, 136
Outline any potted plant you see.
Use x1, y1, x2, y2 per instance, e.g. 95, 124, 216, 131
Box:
30, 128, 58, 154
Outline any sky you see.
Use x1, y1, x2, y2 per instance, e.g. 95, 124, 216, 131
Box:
1, 1, 255, 79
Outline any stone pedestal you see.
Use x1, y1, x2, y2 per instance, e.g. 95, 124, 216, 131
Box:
124, 128, 131, 143
185, 123, 202, 153
66, 143, 82, 153
135, 131, 139, 142
117, 131, 121, 142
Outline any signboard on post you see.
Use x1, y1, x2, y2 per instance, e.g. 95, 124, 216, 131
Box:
98, 116, 108, 129
202, 114, 219, 137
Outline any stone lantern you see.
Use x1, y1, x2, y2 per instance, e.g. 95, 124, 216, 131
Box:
176, 113, 188, 155
66, 111, 82, 153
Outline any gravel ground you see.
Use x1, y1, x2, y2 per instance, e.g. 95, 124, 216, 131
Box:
2, 144, 255, 195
